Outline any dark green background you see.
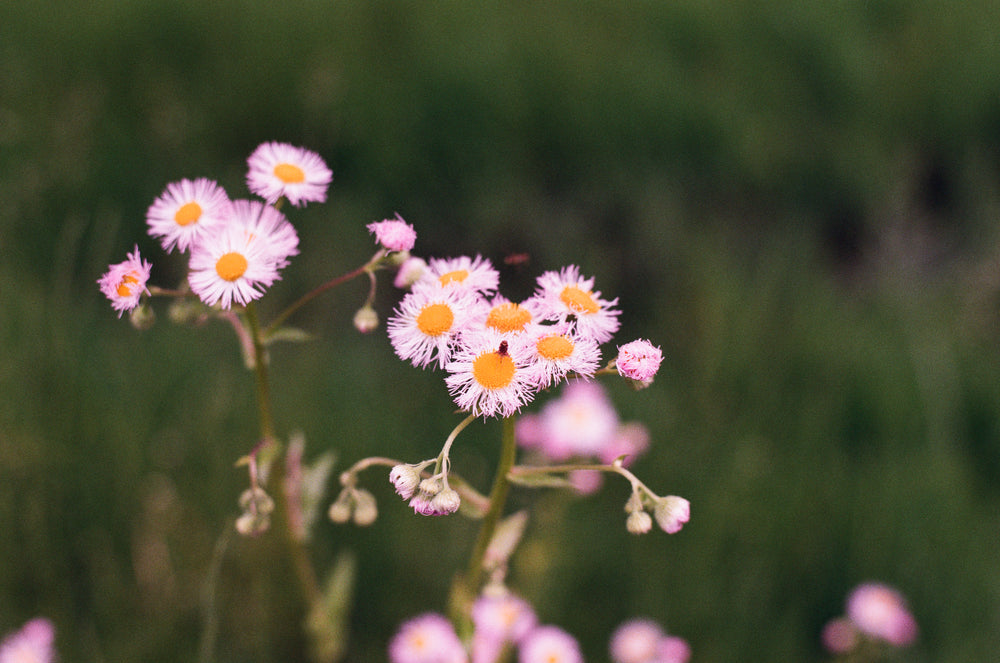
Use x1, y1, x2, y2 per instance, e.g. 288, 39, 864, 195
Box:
3, 1, 1000, 661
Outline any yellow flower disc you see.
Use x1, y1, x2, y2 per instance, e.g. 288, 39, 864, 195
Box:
416, 303, 454, 336
273, 162, 306, 184
215, 252, 249, 281
173, 201, 202, 226
438, 269, 469, 286
472, 351, 516, 390
486, 303, 532, 333
536, 335, 574, 360
560, 286, 599, 314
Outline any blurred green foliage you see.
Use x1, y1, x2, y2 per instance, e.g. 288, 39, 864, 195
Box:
3, 1, 1000, 661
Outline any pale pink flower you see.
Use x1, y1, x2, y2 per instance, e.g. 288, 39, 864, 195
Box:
655, 636, 691, 663
610, 619, 663, 663
246, 141, 332, 207
530, 265, 620, 343
472, 593, 538, 644
597, 422, 650, 465
533, 381, 619, 460
389, 464, 422, 500
845, 583, 918, 647
98, 245, 152, 316
519, 626, 582, 663
146, 178, 231, 252
616, 339, 663, 387
525, 324, 602, 388
0, 618, 55, 663
368, 214, 417, 252
653, 496, 690, 534
410, 485, 461, 516
395, 256, 428, 289
388, 287, 483, 369
445, 330, 542, 418
482, 296, 535, 335
187, 200, 298, 308
418, 255, 499, 297
389, 613, 468, 663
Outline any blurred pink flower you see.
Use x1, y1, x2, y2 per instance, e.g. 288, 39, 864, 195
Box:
0, 618, 55, 663
389, 613, 467, 663
846, 582, 918, 646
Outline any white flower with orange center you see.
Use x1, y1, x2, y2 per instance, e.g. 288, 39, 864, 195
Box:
417, 255, 499, 297
526, 323, 601, 388
98, 245, 152, 317
531, 265, 620, 343
187, 200, 299, 309
246, 141, 333, 207
146, 178, 231, 252
388, 287, 483, 369
483, 296, 535, 334
445, 330, 541, 418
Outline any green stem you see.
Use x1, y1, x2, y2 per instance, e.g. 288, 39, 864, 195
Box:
244, 302, 276, 442
449, 416, 517, 629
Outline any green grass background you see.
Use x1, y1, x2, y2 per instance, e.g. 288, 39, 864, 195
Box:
3, 1, 1000, 661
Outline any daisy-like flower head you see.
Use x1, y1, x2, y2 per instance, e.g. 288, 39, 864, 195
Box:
187, 200, 299, 309
616, 339, 663, 387
482, 296, 536, 335
368, 213, 417, 253
389, 613, 468, 663
417, 255, 500, 297
845, 583, 918, 647
0, 617, 56, 663
445, 329, 542, 419
531, 265, 620, 344
246, 141, 332, 207
146, 178, 231, 252
388, 286, 484, 369
525, 323, 602, 388
98, 245, 152, 317
472, 593, 538, 644
519, 626, 582, 663
533, 380, 619, 460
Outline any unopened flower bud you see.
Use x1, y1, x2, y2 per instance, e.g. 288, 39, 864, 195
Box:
353, 305, 379, 333
236, 511, 271, 536
352, 489, 378, 526
626, 509, 653, 535
429, 487, 461, 515
418, 477, 442, 497
129, 301, 156, 330
328, 490, 353, 524
624, 490, 645, 514
389, 464, 421, 500
393, 256, 427, 289
653, 496, 690, 534
615, 339, 663, 389
239, 487, 275, 515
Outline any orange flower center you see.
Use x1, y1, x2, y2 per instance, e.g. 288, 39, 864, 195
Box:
560, 286, 599, 314
216, 252, 249, 281
416, 303, 454, 336
486, 302, 532, 333
536, 335, 574, 360
438, 269, 469, 286
472, 349, 516, 390
116, 273, 139, 298
174, 201, 202, 226
273, 162, 306, 184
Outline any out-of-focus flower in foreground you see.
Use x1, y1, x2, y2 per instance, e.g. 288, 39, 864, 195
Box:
0, 618, 56, 663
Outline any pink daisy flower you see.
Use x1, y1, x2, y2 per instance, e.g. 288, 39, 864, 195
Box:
0, 618, 56, 663
246, 141, 332, 207
418, 255, 500, 297
445, 330, 542, 418
845, 583, 918, 647
188, 200, 299, 309
525, 324, 602, 388
481, 296, 536, 335
368, 214, 417, 252
145, 178, 231, 252
530, 265, 620, 344
616, 339, 663, 387
533, 380, 619, 460
98, 245, 152, 317
388, 287, 483, 369
519, 626, 582, 663
389, 613, 468, 663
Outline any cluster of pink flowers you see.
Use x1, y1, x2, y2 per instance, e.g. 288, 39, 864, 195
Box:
389, 594, 583, 663
0, 618, 56, 663
387, 259, 661, 419
822, 582, 918, 655
99, 142, 340, 314
609, 618, 691, 663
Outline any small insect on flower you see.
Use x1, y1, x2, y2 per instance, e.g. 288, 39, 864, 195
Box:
246, 141, 333, 207
98, 245, 152, 317
445, 331, 542, 418
146, 178, 232, 253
